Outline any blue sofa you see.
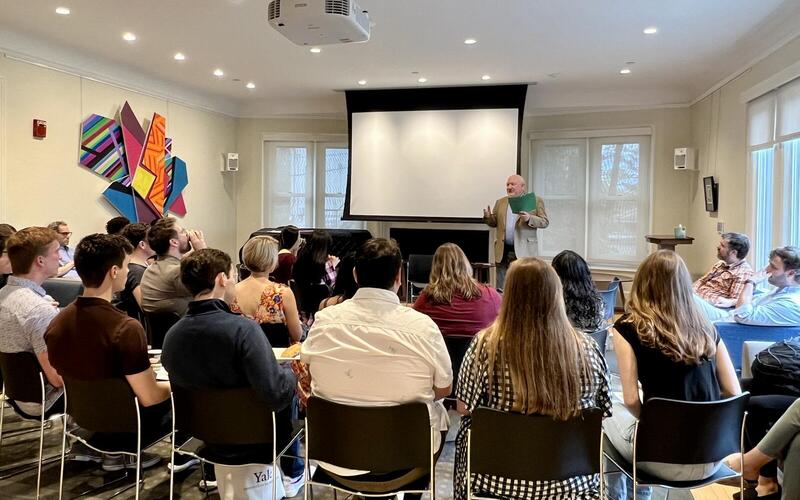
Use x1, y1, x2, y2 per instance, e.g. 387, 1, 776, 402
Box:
715, 322, 800, 372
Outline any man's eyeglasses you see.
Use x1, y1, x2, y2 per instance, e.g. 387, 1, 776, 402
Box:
58, 232, 72, 237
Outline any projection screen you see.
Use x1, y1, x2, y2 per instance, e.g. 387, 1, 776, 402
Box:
344, 85, 528, 223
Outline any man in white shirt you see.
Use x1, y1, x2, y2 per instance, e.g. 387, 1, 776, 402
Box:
732, 246, 800, 326
301, 238, 452, 480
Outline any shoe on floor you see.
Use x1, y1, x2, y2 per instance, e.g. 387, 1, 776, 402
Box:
733, 486, 782, 500
68, 441, 103, 463
167, 453, 200, 473
198, 478, 218, 492
101, 452, 161, 472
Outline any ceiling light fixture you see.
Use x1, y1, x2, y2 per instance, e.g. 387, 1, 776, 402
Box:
55, 7, 71, 15
417, 77, 427, 83
481, 75, 491, 81
464, 38, 477, 45
619, 68, 632, 74
122, 32, 137, 42
357, 80, 367, 86
309, 47, 322, 54
643, 26, 658, 35
246, 82, 256, 89
213, 68, 224, 77
173, 52, 186, 61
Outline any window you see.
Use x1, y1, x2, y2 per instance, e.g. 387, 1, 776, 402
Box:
747, 77, 800, 268
531, 131, 651, 267
264, 140, 362, 229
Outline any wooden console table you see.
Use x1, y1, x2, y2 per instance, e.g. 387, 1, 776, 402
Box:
645, 235, 694, 252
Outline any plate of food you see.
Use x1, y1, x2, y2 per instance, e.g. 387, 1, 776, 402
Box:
273, 343, 301, 361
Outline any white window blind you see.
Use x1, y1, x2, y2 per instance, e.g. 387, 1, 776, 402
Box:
747, 77, 800, 269
532, 132, 651, 267
264, 141, 362, 229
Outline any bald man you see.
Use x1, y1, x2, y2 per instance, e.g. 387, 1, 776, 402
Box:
483, 175, 549, 288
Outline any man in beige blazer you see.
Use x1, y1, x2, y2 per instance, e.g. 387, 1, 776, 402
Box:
483, 174, 549, 288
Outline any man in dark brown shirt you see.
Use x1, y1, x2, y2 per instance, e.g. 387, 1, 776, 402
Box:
46, 233, 167, 471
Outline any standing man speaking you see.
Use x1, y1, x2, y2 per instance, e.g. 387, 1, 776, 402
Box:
483, 174, 549, 288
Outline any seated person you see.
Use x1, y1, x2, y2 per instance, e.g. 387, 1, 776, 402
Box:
232, 235, 302, 344
45, 233, 166, 470
105, 216, 131, 235
605, 250, 741, 499
412, 243, 501, 337
731, 246, 800, 326
113, 222, 152, 321
551, 249, 605, 332
301, 238, 452, 482
293, 229, 337, 289
270, 225, 301, 285
47, 220, 79, 279
318, 255, 358, 310
454, 258, 611, 500
140, 217, 206, 316
0, 223, 16, 289
694, 232, 753, 309
727, 398, 800, 500
0, 227, 64, 417
161, 249, 304, 495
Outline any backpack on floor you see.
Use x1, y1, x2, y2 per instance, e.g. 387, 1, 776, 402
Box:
751, 337, 800, 397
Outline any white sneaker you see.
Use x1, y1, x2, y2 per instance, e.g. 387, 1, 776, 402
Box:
284, 465, 316, 498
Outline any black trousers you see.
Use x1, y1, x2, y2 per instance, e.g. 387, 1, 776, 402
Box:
742, 377, 798, 478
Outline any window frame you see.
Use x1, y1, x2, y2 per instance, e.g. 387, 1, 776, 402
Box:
262, 133, 363, 230
529, 127, 654, 270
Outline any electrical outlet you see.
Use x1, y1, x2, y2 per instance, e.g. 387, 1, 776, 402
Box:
717, 221, 725, 234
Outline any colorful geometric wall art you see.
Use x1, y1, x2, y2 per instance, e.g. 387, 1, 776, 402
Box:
79, 101, 188, 223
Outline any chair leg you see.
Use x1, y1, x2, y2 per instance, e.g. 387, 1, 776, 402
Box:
36, 409, 45, 499
200, 460, 210, 500
58, 414, 67, 500
0, 387, 5, 448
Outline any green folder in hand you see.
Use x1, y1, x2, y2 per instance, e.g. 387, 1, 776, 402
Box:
508, 193, 536, 213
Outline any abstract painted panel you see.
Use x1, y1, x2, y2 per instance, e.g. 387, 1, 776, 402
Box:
78, 102, 189, 222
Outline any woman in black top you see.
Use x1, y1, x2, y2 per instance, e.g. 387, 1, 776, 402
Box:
551, 250, 605, 332
292, 229, 334, 288
604, 250, 740, 499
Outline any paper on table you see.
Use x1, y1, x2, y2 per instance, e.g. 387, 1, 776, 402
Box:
508, 193, 536, 213
273, 347, 299, 361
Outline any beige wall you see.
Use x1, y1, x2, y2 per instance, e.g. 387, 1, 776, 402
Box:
524, 107, 694, 271
233, 117, 348, 247
0, 57, 239, 256
687, 35, 800, 274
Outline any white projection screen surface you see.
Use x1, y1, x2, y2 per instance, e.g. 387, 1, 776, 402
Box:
348, 108, 519, 220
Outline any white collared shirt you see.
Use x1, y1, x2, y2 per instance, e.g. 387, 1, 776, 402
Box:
301, 287, 452, 474
505, 203, 516, 245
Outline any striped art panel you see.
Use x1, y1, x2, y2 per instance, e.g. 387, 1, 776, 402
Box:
140, 113, 168, 213
79, 114, 129, 184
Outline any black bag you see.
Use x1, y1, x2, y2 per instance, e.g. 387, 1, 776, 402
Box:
751, 337, 800, 397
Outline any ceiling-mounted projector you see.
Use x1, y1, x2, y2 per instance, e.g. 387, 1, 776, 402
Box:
268, 0, 371, 46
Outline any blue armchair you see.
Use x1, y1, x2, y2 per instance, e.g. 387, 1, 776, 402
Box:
715, 322, 800, 372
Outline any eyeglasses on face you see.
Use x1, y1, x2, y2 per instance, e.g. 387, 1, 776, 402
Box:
58, 232, 73, 237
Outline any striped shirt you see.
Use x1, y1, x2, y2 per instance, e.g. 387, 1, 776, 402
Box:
693, 260, 753, 305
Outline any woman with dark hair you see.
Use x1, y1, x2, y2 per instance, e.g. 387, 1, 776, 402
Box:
413, 243, 501, 336
271, 225, 301, 285
551, 250, 605, 332
454, 258, 610, 499
319, 255, 358, 310
0, 223, 17, 289
293, 229, 336, 288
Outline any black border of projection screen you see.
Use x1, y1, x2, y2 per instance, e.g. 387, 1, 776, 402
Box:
343, 84, 528, 223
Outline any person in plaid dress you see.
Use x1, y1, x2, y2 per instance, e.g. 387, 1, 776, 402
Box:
454, 258, 611, 500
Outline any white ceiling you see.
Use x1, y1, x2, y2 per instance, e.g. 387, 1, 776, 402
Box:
1, 0, 799, 117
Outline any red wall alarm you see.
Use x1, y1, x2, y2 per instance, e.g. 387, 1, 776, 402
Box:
33, 119, 47, 139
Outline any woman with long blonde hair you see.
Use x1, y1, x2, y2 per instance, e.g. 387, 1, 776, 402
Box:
413, 243, 501, 336
605, 250, 740, 499
453, 258, 611, 499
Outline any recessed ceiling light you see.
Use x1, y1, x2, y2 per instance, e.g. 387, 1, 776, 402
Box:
246, 82, 256, 89
417, 77, 427, 83
309, 47, 322, 54
481, 75, 491, 81
55, 7, 70, 15
173, 52, 186, 61
122, 32, 137, 42
643, 26, 658, 35
464, 38, 477, 45
620, 68, 632, 74
357, 80, 367, 86
213, 68, 224, 77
